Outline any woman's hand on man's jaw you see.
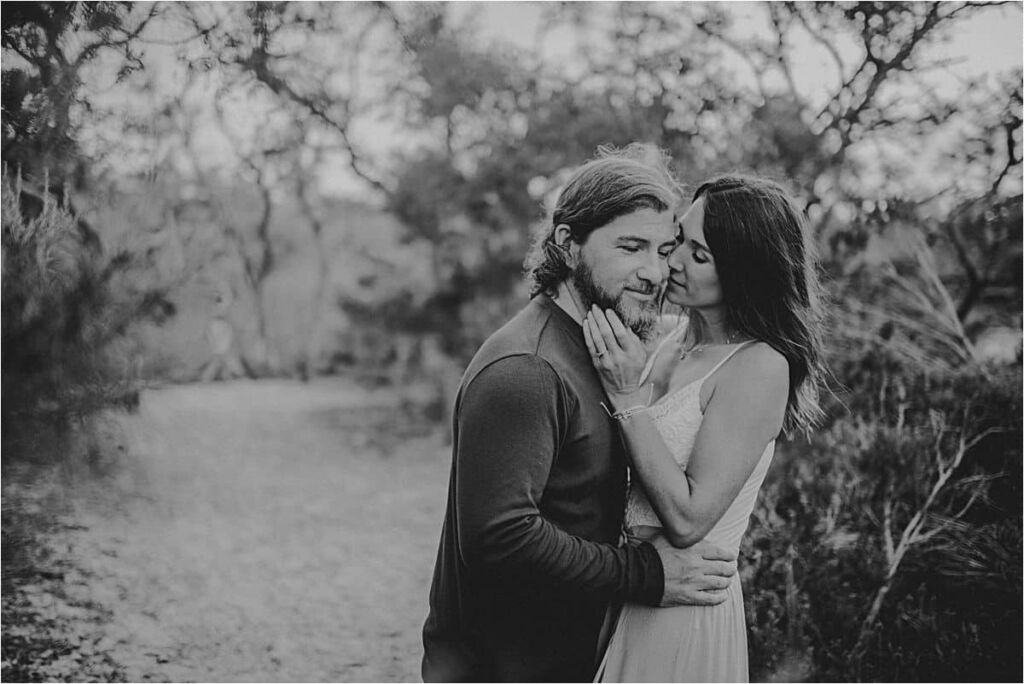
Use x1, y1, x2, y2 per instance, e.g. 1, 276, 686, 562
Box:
583, 305, 652, 408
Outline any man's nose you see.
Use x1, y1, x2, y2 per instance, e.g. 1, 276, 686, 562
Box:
638, 250, 667, 286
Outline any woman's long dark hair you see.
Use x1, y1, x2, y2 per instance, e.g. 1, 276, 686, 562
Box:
693, 174, 828, 437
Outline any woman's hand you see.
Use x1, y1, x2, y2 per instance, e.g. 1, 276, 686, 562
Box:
583, 305, 651, 410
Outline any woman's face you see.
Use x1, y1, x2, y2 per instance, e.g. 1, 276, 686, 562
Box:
665, 197, 724, 310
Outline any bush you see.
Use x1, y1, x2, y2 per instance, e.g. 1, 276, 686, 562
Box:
745, 351, 1022, 682
1, 172, 173, 466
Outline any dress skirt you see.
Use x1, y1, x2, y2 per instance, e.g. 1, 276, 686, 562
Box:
595, 574, 748, 683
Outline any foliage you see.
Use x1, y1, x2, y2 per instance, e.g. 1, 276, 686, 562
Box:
165, 1, 1021, 369
1, 174, 174, 464
0, 2, 1020, 680
357, 7, 1022, 678
1, 2, 156, 196
2, 2, 179, 463
743, 354, 1022, 682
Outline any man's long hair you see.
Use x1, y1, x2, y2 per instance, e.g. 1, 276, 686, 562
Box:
692, 174, 828, 437
524, 144, 681, 298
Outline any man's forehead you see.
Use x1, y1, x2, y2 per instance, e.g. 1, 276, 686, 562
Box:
595, 208, 676, 239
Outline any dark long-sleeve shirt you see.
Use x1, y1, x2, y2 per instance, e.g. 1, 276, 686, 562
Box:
422, 294, 665, 682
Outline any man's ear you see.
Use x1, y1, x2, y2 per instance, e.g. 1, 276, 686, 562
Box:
553, 224, 579, 266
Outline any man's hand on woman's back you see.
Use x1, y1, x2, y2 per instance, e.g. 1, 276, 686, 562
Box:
651, 535, 738, 607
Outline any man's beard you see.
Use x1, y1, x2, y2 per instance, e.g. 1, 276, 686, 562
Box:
571, 260, 660, 341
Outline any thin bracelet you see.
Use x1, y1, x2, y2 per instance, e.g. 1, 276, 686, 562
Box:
600, 384, 654, 419
611, 405, 649, 421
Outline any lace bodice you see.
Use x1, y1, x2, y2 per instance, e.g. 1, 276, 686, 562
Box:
624, 345, 775, 553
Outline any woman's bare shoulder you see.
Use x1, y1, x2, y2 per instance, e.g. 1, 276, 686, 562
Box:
724, 341, 789, 388
701, 342, 789, 424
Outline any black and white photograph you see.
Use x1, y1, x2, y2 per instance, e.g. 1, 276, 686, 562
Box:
2, 1, 1022, 682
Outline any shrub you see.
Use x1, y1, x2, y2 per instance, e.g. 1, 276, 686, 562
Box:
745, 351, 1022, 682
1, 171, 174, 466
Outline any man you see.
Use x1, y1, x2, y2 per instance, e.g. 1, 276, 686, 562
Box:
422, 145, 738, 682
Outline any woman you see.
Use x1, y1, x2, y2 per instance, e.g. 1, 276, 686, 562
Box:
583, 175, 827, 682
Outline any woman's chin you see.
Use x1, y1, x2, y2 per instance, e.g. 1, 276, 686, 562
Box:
663, 290, 688, 307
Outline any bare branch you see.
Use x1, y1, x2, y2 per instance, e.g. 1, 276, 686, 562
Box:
912, 525, 949, 546
73, 2, 161, 68
882, 495, 895, 563
942, 1, 1016, 22
691, 15, 770, 98
990, 114, 1023, 195
854, 419, 999, 657
946, 484, 988, 522
767, 4, 805, 108
788, 3, 846, 82
138, 5, 223, 48
241, 54, 390, 196
814, 3, 954, 145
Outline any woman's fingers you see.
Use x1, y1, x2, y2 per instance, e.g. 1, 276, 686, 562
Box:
582, 316, 599, 358
584, 315, 607, 358
590, 305, 622, 353
604, 308, 639, 351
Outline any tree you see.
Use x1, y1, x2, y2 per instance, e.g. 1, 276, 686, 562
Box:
2, 2, 178, 463
2, 2, 158, 204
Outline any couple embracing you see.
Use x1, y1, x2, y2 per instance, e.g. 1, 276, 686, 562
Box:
422, 144, 827, 683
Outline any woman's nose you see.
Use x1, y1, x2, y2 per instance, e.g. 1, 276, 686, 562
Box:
667, 244, 685, 272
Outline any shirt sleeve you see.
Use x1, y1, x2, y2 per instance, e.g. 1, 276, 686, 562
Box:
454, 354, 664, 606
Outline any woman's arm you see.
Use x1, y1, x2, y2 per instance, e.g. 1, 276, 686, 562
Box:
585, 309, 788, 548
621, 345, 787, 547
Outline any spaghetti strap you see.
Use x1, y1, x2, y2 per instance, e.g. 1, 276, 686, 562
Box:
696, 340, 756, 385
638, 320, 688, 385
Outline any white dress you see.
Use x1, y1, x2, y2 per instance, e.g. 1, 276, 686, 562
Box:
596, 342, 774, 683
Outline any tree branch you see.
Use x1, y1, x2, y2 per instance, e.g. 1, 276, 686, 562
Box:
787, 3, 847, 83
239, 52, 390, 197
767, 4, 805, 108
691, 14, 771, 98
73, 2, 161, 68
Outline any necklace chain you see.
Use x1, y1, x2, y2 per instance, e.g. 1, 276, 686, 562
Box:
680, 331, 747, 359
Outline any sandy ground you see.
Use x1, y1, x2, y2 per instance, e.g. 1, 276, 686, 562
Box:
7, 378, 452, 682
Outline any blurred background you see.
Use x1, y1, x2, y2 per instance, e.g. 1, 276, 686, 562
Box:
2, 2, 1021, 682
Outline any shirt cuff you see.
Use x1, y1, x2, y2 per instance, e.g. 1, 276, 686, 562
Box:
635, 540, 665, 606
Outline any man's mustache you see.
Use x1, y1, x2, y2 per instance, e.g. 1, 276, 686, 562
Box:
625, 283, 658, 296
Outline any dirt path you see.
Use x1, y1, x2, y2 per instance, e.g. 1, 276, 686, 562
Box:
13, 379, 452, 682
